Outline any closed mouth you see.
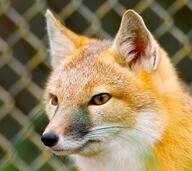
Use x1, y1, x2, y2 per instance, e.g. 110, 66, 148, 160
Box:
79, 139, 101, 149
52, 139, 101, 154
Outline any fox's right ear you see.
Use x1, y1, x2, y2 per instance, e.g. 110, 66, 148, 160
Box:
45, 10, 79, 67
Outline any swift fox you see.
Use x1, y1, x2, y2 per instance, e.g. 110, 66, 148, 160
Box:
41, 9, 192, 171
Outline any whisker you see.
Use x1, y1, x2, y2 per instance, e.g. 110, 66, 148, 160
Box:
89, 125, 123, 132
87, 125, 160, 144
85, 126, 122, 141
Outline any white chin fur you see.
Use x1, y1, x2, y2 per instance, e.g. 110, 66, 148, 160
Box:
50, 137, 86, 155
50, 136, 103, 156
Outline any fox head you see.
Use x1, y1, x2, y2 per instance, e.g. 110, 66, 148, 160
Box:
42, 9, 175, 158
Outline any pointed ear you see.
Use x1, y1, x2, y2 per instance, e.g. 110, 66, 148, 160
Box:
45, 10, 79, 67
112, 10, 159, 73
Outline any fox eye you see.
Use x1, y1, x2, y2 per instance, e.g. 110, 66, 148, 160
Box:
89, 93, 111, 105
50, 94, 58, 106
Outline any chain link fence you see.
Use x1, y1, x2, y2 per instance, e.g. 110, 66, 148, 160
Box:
0, 0, 191, 171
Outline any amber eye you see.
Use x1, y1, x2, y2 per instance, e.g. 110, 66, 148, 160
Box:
50, 94, 58, 106
89, 93, 111, 105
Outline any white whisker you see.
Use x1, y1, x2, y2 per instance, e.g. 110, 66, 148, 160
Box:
85, 125, 123, 140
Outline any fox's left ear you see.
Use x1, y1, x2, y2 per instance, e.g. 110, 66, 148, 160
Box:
112, 10, 159, 73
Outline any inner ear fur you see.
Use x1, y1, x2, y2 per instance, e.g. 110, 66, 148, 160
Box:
45, 9, 89, 67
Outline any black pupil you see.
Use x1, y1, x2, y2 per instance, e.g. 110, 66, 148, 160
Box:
98, 94, 105, 102
53, 96, 57, 104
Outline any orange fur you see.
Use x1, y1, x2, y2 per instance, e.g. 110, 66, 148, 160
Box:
42, 9, 192, 171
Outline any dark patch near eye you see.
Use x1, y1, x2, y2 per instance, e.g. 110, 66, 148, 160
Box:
65, 108, 90, 138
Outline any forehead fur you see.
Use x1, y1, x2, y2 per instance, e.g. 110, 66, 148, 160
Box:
45, 40, 133, 101
80, 40, 112, 57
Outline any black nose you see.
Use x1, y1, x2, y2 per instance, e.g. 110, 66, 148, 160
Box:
41, 133, 58, 147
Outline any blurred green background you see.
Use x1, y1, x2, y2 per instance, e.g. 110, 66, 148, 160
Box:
0, 0, 191, 171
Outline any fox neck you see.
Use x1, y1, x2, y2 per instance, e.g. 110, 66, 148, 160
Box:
74, 137, 156, 171
74, 111, 164, 171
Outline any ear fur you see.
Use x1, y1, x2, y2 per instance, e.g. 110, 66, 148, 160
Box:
112, 10, 159, 73
45, 10, 78, 67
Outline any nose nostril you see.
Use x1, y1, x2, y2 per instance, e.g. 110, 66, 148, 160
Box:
41, 133, 58, 147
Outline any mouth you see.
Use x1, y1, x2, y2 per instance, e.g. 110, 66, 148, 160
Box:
51, 139, 101, 155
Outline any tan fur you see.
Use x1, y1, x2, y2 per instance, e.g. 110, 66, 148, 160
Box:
42, 9, 192, 171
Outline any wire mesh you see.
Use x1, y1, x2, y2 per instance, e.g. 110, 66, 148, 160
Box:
0, 0, 191, 171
